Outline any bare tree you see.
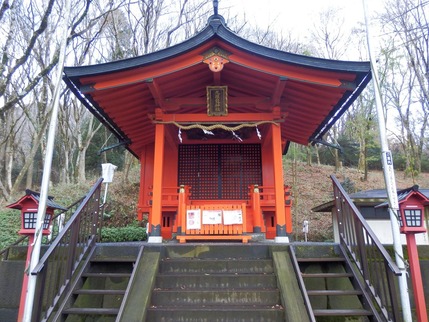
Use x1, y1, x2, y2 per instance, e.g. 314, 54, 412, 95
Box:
0, 0, 122, 200
380, 0, 429, 175
308, 7, 354, 171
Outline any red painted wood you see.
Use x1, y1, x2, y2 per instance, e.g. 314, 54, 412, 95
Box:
271, 122, 287, 235
150, 123, 165, 233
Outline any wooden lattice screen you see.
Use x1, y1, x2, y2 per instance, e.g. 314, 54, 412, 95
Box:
178, 144, 262, 200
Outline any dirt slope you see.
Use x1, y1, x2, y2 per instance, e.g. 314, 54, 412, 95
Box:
284, 161, 429, 241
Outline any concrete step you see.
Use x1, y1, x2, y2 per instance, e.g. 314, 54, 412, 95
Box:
156, 273, 277, 289
82, 272, 132, 278
294, 248, 374, 320
146, 305, 285, 322
296, 257, 345, 263
151, 289, 281, 306
148, 247, 285, 321
301, 272, 353, 278
313, 309, 373, 316
74, 289, 126, 295
63, 256, 135, 320
159, 258, 274, 274
307, 289, 363, 296
63, 307, 119, 315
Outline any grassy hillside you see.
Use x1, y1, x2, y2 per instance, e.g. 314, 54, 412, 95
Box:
1, 161, 428, 249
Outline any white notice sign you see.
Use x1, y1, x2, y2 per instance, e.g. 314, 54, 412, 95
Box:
186, 209, 201, 230
202, 210, 222, 225
223, 210, 243, 225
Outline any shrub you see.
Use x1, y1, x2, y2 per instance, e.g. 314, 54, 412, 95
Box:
101, 224, 147, 242
0, 209, 22, 250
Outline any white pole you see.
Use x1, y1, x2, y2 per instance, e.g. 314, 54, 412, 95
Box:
103, 182, 109, 204
22, 0, 72, 320
361, 1, 412, 321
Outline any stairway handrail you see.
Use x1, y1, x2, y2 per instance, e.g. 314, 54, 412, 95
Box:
331, 174, 402, 321
29, 178, 104, 322
288, 246, 316, 322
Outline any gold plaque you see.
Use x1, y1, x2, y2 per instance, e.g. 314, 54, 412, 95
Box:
207, 86, 228, 116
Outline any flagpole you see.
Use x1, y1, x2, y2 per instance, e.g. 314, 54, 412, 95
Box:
22, 0, 72, 320
361, 1, 412, 321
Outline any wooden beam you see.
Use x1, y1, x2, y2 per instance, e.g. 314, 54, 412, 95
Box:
91, 83, 144, 99
230, 55, 344, 87
164, 96, 271, 107
157, 112, 283, 123
146, 79, 166, 108
271, 77, 287, 105
91, 55, 202, 91
285, 82, 344, 99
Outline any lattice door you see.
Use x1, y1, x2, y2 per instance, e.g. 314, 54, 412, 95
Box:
178, 144, 262, 200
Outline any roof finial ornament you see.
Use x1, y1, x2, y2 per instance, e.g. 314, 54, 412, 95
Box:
213, 0, 218, 15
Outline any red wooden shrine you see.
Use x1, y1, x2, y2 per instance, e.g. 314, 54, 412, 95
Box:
64, 14, 371, 243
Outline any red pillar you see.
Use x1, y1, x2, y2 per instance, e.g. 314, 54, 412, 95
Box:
18, 235, 34, 322
406, 233, 428, 322
177, 185, 187, 235
251, 185, 262, 233
149, 122, 165, 242
271, 122, 287, 241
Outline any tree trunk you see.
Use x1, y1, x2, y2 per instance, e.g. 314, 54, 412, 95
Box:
9, 115, 50, 199
26, 160, 34, 189
5, 140, 13, 191
306, 145, 312, 166
76, 147, 87, 182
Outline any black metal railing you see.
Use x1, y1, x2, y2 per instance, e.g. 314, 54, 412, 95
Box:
331, 175, 402, 322
30, 178, 103, 321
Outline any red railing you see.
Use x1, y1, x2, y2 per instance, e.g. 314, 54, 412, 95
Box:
331, 175, 402, 322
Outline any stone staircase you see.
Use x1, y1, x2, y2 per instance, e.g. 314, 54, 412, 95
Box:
1, 243, 387, 322
146, 244, 285, 321
291, 243, 378, 322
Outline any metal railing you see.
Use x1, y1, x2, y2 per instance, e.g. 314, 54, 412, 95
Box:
30, 178, 103, 321
331, 175, 402, 322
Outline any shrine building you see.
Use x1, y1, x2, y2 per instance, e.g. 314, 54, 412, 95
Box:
63, 12, 371, 243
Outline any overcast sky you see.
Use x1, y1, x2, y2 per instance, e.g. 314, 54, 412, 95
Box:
221, 0, 384, 41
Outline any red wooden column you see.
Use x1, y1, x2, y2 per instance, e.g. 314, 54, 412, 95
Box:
177, 185, 188, 235
148, 116, 165, 243
271, 120, 288, 242
251, 185, 262, 233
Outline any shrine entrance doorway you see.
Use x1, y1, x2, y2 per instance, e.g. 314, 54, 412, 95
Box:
178, 144, 262, 200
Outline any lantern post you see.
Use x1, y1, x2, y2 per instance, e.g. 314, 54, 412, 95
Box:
6, 190, 64, 322
397, 187, 428, 322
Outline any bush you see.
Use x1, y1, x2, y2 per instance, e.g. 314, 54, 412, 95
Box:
101, 224, 147, 242
0, 209, 22, 250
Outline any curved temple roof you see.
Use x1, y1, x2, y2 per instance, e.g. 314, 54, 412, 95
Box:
63, 14, 372, 158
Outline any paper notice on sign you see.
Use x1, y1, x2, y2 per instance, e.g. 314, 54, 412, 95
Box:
202, 210, 222, 225
101, 163, 117, 183
223, 210, 243, 225
186, 209, 201, 230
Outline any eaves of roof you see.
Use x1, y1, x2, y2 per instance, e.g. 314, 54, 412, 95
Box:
64, 15, 371, 79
